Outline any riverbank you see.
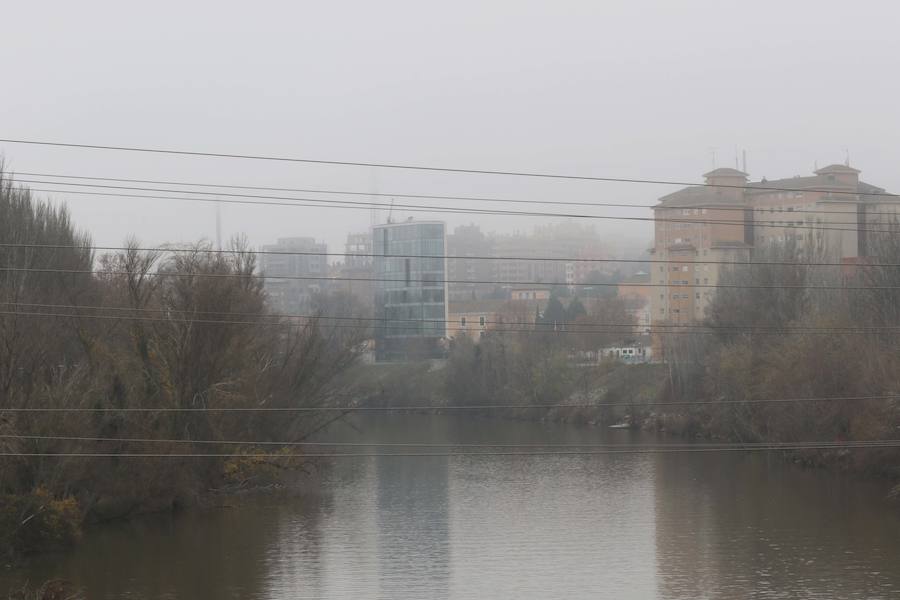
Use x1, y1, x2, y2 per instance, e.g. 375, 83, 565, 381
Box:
341, 359, 900, 499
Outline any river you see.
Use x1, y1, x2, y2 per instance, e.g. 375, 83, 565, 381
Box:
3, 414, 900, 599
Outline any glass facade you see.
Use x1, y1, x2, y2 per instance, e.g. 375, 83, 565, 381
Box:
373, 221, 448, 361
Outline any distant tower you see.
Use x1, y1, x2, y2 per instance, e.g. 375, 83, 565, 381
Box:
215, 198, 223, 250
369, 170, 379, 228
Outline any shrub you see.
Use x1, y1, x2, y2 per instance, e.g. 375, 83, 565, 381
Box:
0, 488, 82, 556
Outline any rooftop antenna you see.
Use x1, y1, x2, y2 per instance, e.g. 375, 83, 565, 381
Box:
742, 149, 747, 173
844, 148, 851, 167
709, 147, 717, 170
734, 147, 739, 170
387, 198, 395, 224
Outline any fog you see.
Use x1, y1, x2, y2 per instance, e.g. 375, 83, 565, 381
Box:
2, 0, 899, 254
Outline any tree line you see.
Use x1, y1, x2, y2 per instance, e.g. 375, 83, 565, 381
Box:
659, 233, 900, 477
0, 168, 366, 556
445, 293, 637, 411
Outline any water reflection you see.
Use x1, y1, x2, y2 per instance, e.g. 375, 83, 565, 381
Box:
446, 453, 658, 599
653, 452, 900, 599
261, 415, 453, 600
375, 455, 450, 599
4, 415, 900, 599
9, 494, 326, 600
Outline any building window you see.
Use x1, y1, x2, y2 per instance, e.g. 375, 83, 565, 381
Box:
479, 316, 486, 327
460, 317, 466, 327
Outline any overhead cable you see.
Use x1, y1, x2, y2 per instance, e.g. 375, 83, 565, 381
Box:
1, 442, 898, 459
4, 241, 900, 269
15, 180, 900, 236
0, 138, 896, 199
2, 301, 899, 334
5, 265, 900, 291
6, 170, 900, 218
4, 433, 899, 449
2, 393, 897, 412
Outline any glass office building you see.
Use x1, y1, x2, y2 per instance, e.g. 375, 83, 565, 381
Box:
373, 221, 448, 361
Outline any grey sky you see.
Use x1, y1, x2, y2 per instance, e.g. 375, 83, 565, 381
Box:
2, 0, 899, 256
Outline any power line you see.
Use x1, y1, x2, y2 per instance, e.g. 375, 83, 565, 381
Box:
1, 138, 896, 199
0, 308, 683, 336
2, 394, 897, 412
7, 169, 900, 218
4, 265, 900, 291
15, 179, 900, 235
6, 309, 885, 337
7, 171, 667, 211
1, 442, 898, 459
4, 240, 900, 269
3, 301, 899, 334
4, 433, 898, 449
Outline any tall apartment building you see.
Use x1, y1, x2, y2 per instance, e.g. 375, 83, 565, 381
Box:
330, 231, 375, 312
650, 165, 893, 327
344, 231, 373, 269
445, 223, 610, 301
617, 271, 652, 334
260, 237, 327, 314
490, 223, 606, 288
373, 220, 448, 361
446, 224, 495, 301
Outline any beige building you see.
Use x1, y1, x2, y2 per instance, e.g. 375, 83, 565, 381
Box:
650, 165, 894, 331
448, 294, 550, 342
508, 287, 551, 301
617, 271, 652, 334
448, 299, 507, 341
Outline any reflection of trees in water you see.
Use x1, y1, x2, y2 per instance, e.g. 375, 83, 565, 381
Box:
17, 493, 329, 599
653, 452, 900, 599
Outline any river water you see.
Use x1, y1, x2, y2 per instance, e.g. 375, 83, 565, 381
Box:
4, 414, 900, 599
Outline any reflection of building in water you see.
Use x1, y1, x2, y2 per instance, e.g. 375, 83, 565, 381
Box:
375, 454, 450, 599
652, 453, 723, 598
